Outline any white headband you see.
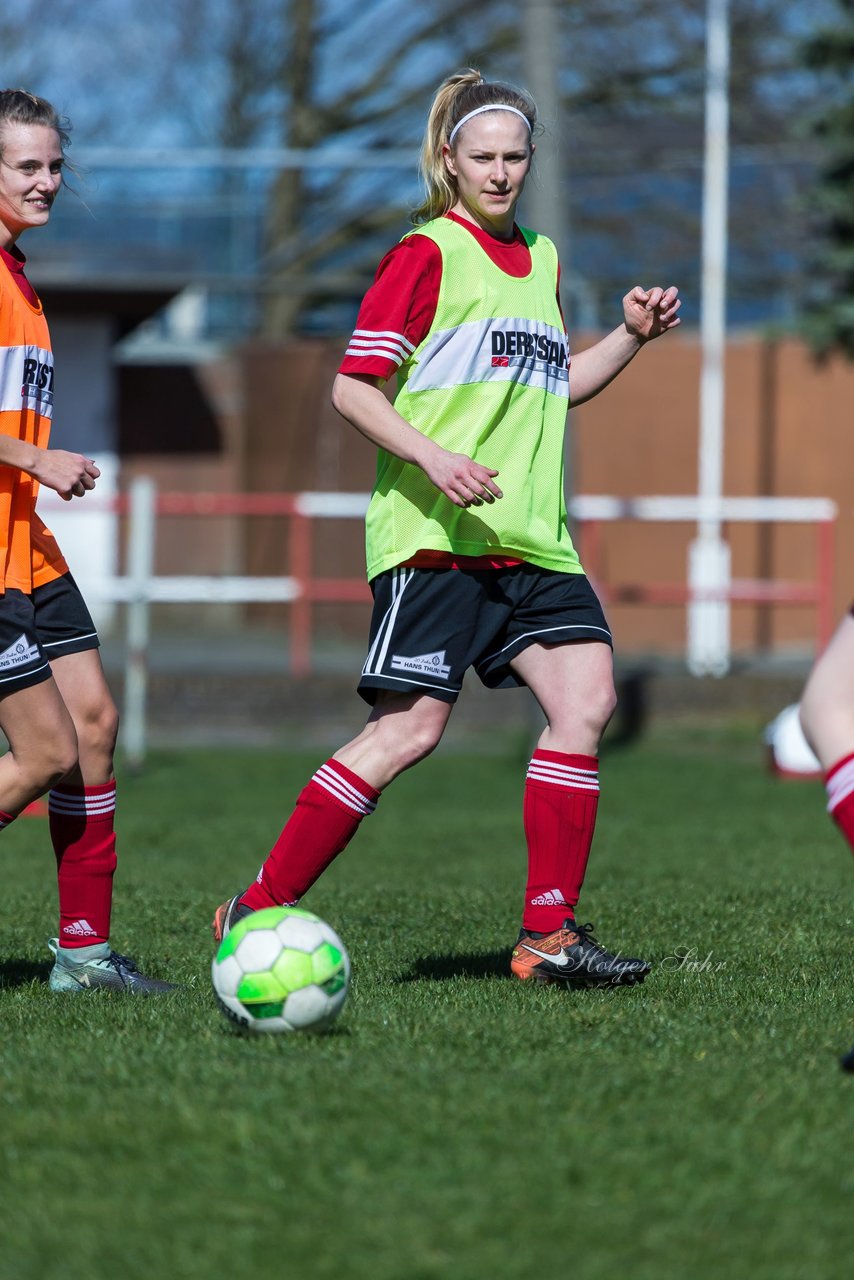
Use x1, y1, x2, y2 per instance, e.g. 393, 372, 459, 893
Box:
448, 104, 532, 145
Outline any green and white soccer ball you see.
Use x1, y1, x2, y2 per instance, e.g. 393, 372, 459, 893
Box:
211, 906, 350, 1034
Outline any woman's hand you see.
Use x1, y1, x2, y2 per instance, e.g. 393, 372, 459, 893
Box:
32, 448, 100, 500
421, 448, 503, 509
623, 285, 681, 342
331, 372, 501, 507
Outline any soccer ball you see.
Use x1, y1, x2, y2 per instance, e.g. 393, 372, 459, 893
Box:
211, 906, 350, 1034
764, 703, 822, 779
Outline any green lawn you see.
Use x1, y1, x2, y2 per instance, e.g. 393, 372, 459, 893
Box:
1, 722, 852, 1280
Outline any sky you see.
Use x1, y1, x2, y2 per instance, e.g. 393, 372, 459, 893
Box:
2, 0, 846, 335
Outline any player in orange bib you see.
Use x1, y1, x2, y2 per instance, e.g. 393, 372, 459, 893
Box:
0, 90, 174, 993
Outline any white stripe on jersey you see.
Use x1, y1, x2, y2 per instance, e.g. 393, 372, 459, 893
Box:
313, 763, 376, 816
345, 329, 415, 366
0, 343, 55, 417
350, 328, 415, 352
827, 758, 854, 812
344, 346, 406, 363
407, 317, 569, 398
526, 758, 600, 792
362, 567, 414, 677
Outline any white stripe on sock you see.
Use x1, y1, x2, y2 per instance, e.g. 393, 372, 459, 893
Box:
526, 758, 599, 792
827, 758, 854, 812
49, 788, 116, 817
313, 764, 376, 816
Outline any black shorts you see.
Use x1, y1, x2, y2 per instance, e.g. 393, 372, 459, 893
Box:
0, 573, 99, 695
358, 563, 611, 705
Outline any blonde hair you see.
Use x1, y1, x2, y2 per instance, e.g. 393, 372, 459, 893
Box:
412, 69, 537, 225
0, 89, 71, 158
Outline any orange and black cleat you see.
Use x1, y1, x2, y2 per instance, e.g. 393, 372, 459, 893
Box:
510, 919, 651, 987
211, 893, 254, 944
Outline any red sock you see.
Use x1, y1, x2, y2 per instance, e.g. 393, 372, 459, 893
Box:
522, 750, 600, 932
0, 810, 16, 830
825, 752, 854, 854
50, 782, 117, 947
240, 760, 380, 911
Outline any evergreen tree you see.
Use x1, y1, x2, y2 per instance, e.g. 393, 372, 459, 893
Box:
800, 0, 854, 358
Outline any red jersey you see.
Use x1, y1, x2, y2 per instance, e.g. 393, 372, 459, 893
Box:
0, 244, 39, 307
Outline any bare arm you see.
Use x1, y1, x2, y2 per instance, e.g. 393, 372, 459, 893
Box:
0, 436, 100, 500
569, 285, 681, 406
331, 372, 503, 509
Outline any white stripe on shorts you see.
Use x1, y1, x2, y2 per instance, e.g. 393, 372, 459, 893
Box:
479, 621, 612, 669
0, 660, 50, 686
42, 631, 99, 649
362, 567, 414, 677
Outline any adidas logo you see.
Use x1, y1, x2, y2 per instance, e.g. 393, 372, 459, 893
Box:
530, 888, 567, 906
0, 634, 40, 671
63, 919, 97, 937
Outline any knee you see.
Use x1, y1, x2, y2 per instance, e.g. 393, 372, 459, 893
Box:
337, 695, 451, 788
360, 708, 446, 779
586, 679, 618, 736
393, 720, 444, 771
38, 731, 80, 793
101, 701, 120, 756
77, 694, 119, 760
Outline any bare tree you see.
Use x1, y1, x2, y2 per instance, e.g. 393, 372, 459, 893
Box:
3, 0, 837, 338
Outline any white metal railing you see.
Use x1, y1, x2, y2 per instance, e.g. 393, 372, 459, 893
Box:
41, 480, 837, 766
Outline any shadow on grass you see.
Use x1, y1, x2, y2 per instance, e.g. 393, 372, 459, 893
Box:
0, 957, 51, 989
217, 1021, 353, 1040
397, 951, 510, 982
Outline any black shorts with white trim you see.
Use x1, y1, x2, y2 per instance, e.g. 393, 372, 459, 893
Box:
0, 572, 99, 695
357, 563, 611, 705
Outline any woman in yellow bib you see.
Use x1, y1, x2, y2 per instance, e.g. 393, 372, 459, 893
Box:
215, 70, 681, 987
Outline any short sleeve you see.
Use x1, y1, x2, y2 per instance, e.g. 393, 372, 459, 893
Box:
338, 234, 443, 382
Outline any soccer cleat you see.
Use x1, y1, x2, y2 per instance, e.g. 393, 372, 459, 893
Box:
47, 939, 178, 994
510, 918, 651, 987
841, 1043, 854, 1073
211, 893, 254, 944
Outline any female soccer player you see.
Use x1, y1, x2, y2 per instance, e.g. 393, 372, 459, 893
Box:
799, 611, 854, 1069
215, 69, 681, 986
0, 89, 173, 992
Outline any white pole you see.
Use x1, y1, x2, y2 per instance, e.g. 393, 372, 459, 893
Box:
521, 0, 566, 268
688, 0, 732, 676
123, 476, 156, 771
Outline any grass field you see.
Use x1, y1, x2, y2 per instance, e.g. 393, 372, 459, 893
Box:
1, 718, 852, 1280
